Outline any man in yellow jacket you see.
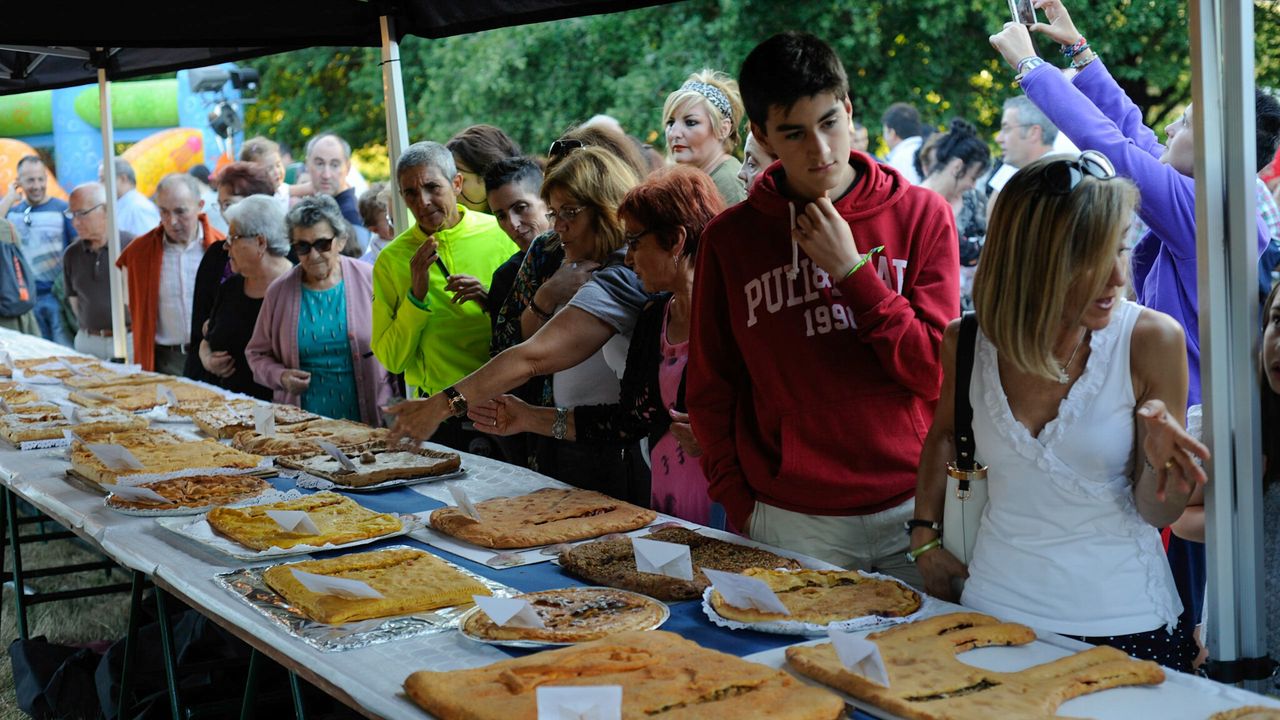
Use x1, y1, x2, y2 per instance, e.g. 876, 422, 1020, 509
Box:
372, 141, 517, 447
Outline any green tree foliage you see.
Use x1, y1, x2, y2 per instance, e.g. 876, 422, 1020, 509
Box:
244, 0, 1280, 173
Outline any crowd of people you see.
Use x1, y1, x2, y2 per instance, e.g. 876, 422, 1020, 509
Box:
2, 0, 1280, 676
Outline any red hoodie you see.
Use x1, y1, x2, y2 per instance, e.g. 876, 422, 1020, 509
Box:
688, 151, 959, 530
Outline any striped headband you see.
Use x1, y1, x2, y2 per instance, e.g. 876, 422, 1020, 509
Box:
680, 81, 732, 122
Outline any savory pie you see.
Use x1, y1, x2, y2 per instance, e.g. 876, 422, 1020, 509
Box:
69, 381, 224, 412
461, 587, 665, 643
404, 630, 846, 720
558, 526, 803, 601
231, 418, 387, 457
785, 612, 1165, 720
60, 368, 164, 389
0, 387, 39, 405
2, 402, 62, 421
70, 434, 263, 485
262, 547, 490, 624
13, 356, 97, 370
1211, 709, 1280, 720
709, 568, 921, 624
429, 487, 656, 549
191, 401, 318, 439
279, 447, 461, 487
205, 491, 402, 551
2, 406, 147, 444
105, 474, 271, 511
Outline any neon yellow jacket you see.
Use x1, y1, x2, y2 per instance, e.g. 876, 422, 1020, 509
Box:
371, 206, 517, 397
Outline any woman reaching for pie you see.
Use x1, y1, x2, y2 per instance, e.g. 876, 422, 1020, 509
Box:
911, 153, 1209, 671
467, 166, 726, 527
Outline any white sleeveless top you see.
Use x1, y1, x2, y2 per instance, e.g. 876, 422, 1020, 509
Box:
961, 299, 1182, 636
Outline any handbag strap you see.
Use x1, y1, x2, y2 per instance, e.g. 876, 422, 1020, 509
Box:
953, 312, 980, 472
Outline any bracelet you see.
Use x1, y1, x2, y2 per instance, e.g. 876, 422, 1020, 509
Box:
528, 298, 553, 322
842, 245, 885, 281
904, 519, 942, 537
1015, 55, 1043, 74
1060, 37, 1089, 57
551, 407, 569, 440
1071, 48, 1098, 70
906, 539, 942, 563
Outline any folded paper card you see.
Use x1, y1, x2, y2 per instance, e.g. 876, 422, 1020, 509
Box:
253, 406, 275, 436
473, 594, 545, 629
536, 686, 622, 720
703, 567, 790, 616
289, 568, 385, 600
448, 482, 483, 522
106, 484, 171, 505
632, 537, 694, 581
156, 385, 179, 406
265, 510, 321, 535
314, 440, 357, 471
829, 627, 890, 687
85, 443, 145, 471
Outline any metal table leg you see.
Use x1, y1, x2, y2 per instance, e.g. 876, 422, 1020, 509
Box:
240, 648, 261, 720
6, 486, 28, 639
117, 571, 146, 718
154, 588, 182, 720
289, 671, 307, 720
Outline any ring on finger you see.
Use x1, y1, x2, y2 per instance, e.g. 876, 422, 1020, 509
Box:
1164, 458, 1176, 470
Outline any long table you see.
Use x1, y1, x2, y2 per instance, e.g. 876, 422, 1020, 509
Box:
0, 328, 1276, 720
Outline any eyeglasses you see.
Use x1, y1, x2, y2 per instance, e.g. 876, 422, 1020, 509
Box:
548, 139, 587, 159
624, 229, 651, 252
1041, 150, 1116, 195
291, 236, 336, 256
545, 205, 586, 224
226, 232, 259, 244
63, 204, 104, 220
21, 206, 30, 226
999, 123, 1034, 133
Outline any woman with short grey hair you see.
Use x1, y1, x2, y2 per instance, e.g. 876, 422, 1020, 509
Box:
248, 195, 391, 423
199, 195, 294, 399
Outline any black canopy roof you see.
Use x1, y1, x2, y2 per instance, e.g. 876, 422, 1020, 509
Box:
0, 0, 671, 94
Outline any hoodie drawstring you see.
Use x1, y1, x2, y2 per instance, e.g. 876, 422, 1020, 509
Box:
787, 201, 799, 280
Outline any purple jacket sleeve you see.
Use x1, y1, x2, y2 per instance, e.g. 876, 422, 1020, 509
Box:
1070, 61, 1163, 159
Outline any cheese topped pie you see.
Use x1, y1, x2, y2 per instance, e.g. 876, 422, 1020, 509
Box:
709, 568, 921, 624
70, 434, 263, 485
262, 548, 490, 624
461, 587, 666, 643
206, 491, 402, 550
279, 447, 461, 487
404, 630, 846, 720
429, 487, 656, 549
105, 474, 271, 512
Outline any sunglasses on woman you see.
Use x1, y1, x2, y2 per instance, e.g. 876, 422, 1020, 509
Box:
1042, 150, 1116, 195
292, 236, 335, 256
548, 139, 587, 159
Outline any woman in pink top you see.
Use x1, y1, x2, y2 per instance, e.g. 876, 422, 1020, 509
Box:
468, 166, 726, 525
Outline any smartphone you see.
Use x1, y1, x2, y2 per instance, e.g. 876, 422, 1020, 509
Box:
1007, 0, 1037, 25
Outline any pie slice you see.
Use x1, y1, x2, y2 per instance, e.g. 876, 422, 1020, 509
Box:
105, 474, 271, 512
558, 526, 804, 601
232, 418, 387, 457
69, 434, 263, 485
262, 547, 490, 624
279, 447, 460, 487
0, 387, 40, 405
404, 630, 846, 720
2, 402, 62, 421
2, 406, 147, 444
13, 355, 97, 370
192, 402, 320, 439
786, 613, 1165, 720
61, 368, 165, 389
429, 487, 656, 549
205, 491, 402, 551
461, 587, 665, 643
708, 568, 921, 624
69, 381, 225, 412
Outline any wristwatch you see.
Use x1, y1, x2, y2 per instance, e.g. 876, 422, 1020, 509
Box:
442, 386, 468, 418
904, 519, 942, 537
552, 407, 569, 439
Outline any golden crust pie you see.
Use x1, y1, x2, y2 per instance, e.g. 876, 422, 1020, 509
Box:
462, 587, 665, 643
279, 447, 461, 487
785, 612, 1165, 720
429, 487, 656, 549
709, 568, 921, 624
105, 474, 271, 511
231, 418, 387, 457
70, 434, 263, 485
0, 387, 39, 405
262, 547, 490, 624
558, 526, 803, 601
206, 491, 402, 551
192, 402, 319, 439
60, 368, 164, 389
13, 356, 96, 370
2, 406, 147, 444
1211, 709, 1280, 720
404, 630, 846, 720
69, 381, 224, 412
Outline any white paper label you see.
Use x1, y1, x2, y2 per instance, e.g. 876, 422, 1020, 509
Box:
57, 358, 84, 375
108, 484, 171, 505
0, 398, 10, 414
0, 350, 11, 366
314, 440, 357, 471
536, 686, 622, 720
252, 406, 276, 436
79, 390, 113, 402
702, 568, 791, 616
473, 595, 545, 628
85, 443, 145, 471
156, 385, 179, 407
30, 361, 62, 373
58, 404, 77, 422
448, 482, 482, 522
289, 568, 384, 599
632, 537, 694, 581
265, 510, 320, 535
62, 428, 83, 444
829, 628, 891, 687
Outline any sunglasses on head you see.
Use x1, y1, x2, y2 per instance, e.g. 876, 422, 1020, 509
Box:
1041, 150, 1116, 195
548, 139, 587, 159
22, 206, 31, 226
292, 236, 335, 256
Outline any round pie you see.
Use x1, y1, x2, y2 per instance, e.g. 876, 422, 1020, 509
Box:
105, 474, 271, 512
461, 587, 667, 644
709, 568, 922, 624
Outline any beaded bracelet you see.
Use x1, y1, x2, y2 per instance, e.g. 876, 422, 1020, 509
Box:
1060, 36, 1089, 57
1071, 48, 1098, 70
842, 245, 885, 281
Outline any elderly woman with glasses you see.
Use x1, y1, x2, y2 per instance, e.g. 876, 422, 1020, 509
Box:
246, 195, 390, 424
911, 154, 1209, 670
198, 196, 293, 399
663, 69, 746, 205
390, 147, 652, 504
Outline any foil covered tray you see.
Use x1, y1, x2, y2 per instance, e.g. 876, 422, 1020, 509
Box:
214, 544, 516, 652
285, 466, 468, 493
104, 486, 294, 517
155, 511, 420, 561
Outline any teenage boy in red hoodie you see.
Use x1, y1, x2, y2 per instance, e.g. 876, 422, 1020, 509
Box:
688, 32, 959, 584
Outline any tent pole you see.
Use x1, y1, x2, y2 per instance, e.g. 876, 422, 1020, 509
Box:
98, 60, 127, 362
380, 14, 411, 233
